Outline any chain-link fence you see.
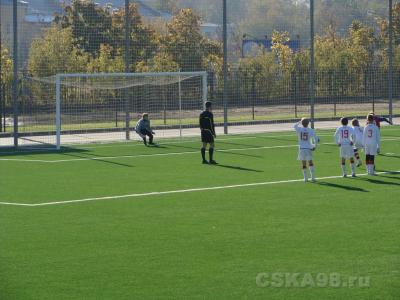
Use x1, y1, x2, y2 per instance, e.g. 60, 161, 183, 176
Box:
0, 0, 399, 148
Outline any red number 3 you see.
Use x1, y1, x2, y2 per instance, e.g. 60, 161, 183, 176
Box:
368, 129, 373, 138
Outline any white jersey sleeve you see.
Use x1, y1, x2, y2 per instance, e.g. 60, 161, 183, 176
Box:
334, 127, 340, 145
376, 126, 381, 147
294, 122, 301, 133
310, 128, 318, 147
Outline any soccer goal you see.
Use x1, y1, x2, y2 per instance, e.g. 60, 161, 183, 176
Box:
21, 71, 207, 149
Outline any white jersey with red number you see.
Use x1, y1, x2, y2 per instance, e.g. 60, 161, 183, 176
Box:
363, 124, 380, 147
352, 125, 364, 147
294, 122, 317, 150
334, 125, 355, 146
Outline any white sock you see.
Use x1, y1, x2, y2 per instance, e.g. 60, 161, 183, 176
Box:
303, 168, 308, 181
309, 166, 315, 180
367, 165, 371, 174
341, 164, 347, 175
351, 163, 355, 175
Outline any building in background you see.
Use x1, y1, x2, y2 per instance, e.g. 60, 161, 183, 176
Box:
0, 0, 28, 59
0, 0, 58, 67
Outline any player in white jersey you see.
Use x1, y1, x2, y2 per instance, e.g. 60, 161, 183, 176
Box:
363, 114, 381, 175
294, 118, 318, 182
351, 119, 363, 167
334, 117, 356, 177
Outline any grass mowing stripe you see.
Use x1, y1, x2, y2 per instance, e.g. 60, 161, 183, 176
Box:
2, 137, 399, 163
0, 145, 298, 163
1, 126, 398, 155
2, 170, 399, 207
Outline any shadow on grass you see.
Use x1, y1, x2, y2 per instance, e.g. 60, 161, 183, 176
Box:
218, 140, 262, 148
169, 143, 199, 151
376, 171, 400, 180
259, 136, 295, 143
379, 153, 400, 159
60, 152, 134, 168
358, 176, 400, 187
316, 181, 369, 192
219, 150, 263, 158
211, 163, 263, 173
0, 145, 88, 157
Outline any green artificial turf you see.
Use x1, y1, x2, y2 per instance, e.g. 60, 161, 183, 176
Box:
1, 127, 400, 299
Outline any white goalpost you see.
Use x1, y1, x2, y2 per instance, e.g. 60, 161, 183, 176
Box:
52, 71, 208, 150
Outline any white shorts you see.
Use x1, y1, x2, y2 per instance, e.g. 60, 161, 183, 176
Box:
365, 144, 378, 156
298, 149, 313, 161
340, 145, 354, 158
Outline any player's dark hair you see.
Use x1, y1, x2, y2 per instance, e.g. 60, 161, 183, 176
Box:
341, 117, 348, 125
301, 118, 309, 127
351, 118, 359, 126
205, 101, 212, 109
367, 114, 374, 123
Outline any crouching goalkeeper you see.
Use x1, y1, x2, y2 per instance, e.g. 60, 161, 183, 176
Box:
135, 113, 155, 146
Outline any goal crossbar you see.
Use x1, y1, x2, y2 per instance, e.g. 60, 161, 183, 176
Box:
55, 71, 208, 150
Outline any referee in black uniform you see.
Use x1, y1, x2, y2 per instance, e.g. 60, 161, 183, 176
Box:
199, 101, 217, 164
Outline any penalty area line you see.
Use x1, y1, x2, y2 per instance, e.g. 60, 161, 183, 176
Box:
1, 170, 399, 207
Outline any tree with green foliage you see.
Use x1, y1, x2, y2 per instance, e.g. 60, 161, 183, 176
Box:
237, 48, 280, 105
0, 47, 13, 112
1, 47, 13, 84
111, 3, 159, 71
271, 31, 293, 71
161, 8, 222, 71
54, 0, 113, 57
87, 44, 124, 73
136, 52, 179, 72
348, 20, 375, 69
28, 27, 89, 77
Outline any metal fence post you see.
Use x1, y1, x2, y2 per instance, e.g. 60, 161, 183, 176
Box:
222, 0, 228, 134
12, 0, 19, 147
388, 0, 393, 122
310, 0, 315, 128
124, 0, 131, 140
0, 22, 2, 133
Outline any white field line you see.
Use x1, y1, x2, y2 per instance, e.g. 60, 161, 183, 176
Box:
0, 132, 305, 154
73, 125, 400, 149
0, 145, 298, 163
1, 170, 399, 207
1, 137, 399, 163
0, 126, 398, 154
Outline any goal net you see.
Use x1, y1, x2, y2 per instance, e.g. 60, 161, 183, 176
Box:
14, 72, 207, 149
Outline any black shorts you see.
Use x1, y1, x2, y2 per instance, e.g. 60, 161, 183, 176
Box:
139, 129, 153, 137
201, 130, 214, 143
